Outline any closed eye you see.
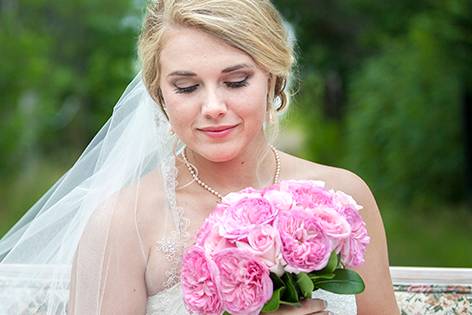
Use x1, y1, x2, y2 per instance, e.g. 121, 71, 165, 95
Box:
174, 84, 199, 94
225, 77, 249, 89
173, 76, 249, 94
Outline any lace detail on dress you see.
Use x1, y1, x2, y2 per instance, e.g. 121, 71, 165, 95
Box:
156, 230, 184, 289
154, 207, 191, 289
154, 202, 191, 289
156, 158, 191, 290
174, 204, 191, 242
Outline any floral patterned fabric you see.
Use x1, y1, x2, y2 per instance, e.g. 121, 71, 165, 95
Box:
394, 284, 472, 315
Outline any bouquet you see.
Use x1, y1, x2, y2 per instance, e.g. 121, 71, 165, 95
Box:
181, 180, 370, 315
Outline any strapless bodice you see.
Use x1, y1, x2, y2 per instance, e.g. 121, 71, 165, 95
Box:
146, 283, 357, 315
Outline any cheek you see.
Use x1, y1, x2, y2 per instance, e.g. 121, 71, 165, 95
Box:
161, 90, 198, 131
167, 106, 195, 134
232, 87, 267, 123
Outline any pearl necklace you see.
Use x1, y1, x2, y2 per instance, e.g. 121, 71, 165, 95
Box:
181, 145, 281, 201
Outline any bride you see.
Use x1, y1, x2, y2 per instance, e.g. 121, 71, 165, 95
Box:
0, 0, 399, 314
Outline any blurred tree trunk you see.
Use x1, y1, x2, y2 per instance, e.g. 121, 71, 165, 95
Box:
323, 70, 344, 120
463, 89, 472, 205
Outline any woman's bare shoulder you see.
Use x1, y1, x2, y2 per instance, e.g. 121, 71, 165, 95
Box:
82, 167, 168, 247
279, 151, 399, 313
279, 150, 372, 201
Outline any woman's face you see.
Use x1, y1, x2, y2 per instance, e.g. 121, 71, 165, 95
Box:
159, 27, 269, 162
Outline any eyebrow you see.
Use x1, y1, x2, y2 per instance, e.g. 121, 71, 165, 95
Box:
167, 63, 253, 78
222, 63, 254, 73
167, 71, 196, 78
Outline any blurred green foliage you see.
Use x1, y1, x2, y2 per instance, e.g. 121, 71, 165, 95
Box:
0, 0, 140, 178
276, 0, 472, 266
275, 0, 471, 204
0, 0, 471, 266
346, 24, 464, 203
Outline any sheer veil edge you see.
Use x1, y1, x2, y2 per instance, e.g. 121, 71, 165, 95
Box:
0, 73, 181, 314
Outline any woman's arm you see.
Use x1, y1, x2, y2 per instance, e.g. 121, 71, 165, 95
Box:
68, 198, 148, 314
335, 170, 400, 315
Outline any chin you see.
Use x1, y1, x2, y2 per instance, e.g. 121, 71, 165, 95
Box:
194, 142, 243, 163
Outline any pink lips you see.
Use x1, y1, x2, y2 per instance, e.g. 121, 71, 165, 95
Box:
198, 124, 238, 139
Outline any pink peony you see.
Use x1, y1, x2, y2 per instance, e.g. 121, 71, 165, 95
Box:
219, 187, 261, 209
236, 224, 285, 276
333, 191, 370, 267
310, 206, 351, 241
217, 195, 278, 240
278, 210, 333, 273
195, 215, 215, 246
213, 248, 273, 315
196, 220, 236, 254
262, 187, 294, 212
181, 246, 222, 315
333, 190, 363, 212
339, 207, 370, 267
280, 180, 334, 209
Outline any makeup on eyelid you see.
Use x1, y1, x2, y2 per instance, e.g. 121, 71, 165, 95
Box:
173, 75, 250, 94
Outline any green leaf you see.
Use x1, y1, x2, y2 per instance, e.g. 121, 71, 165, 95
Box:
270, 272, 285, 290
281, 273, 300, 303
314, 269, 365, 294
296, 272, 314, 299
309, 272, 336, 281
307, 251, 338, 282
337, 254, 345, 269
261, 287, 284, 312
323, 251, 339, 274
223, 312, 231, 315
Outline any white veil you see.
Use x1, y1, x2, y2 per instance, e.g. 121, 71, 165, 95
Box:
0, 73, 183, 314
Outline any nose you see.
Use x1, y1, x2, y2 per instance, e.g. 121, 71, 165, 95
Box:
201, 87, 227, 120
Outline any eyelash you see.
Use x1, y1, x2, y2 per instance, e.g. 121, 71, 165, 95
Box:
174, 77, 249, 94
226, 77, 249, 89
175, 85, 198, 94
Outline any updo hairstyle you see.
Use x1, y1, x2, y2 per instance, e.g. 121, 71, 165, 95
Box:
138, 0, 295, 113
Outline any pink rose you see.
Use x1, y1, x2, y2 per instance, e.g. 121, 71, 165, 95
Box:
195, 215, 214, 246
236, 224, 285, 275
217, 196, 278, 240
213, 248, 273, 315
339, 207, 370, 267
219, 187, 260, 207
280, 180, 334, 209
333, 191, 369, 267
278, 210, 333, 273
263, 187, 294, 212
310, 206, 351, 241
181, 246, 222, 315
198, 222, 236, 254
333, 190, 363, 212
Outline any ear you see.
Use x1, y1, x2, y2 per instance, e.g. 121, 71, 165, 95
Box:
266, 74, 277, 111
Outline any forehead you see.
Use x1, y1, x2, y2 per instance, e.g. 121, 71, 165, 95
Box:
159, 27, 256, 74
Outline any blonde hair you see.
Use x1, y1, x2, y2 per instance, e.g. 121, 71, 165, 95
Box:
138, 0, 295, 113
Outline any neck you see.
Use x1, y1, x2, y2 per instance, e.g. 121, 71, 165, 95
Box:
181, 136, 276, 196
